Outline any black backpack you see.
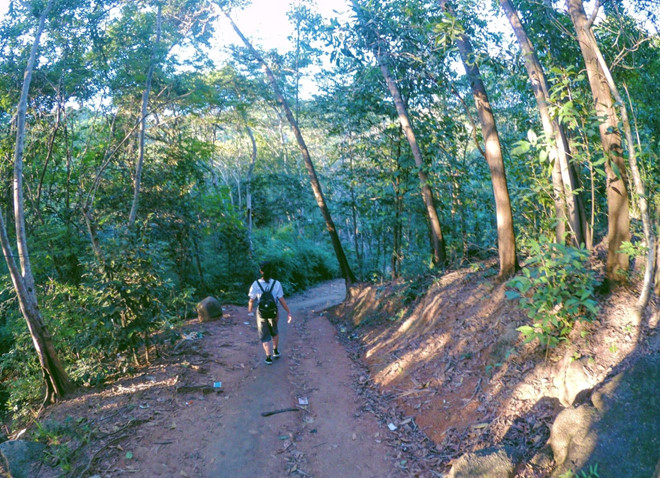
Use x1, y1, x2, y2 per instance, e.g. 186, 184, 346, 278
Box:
256, 280, 278, 319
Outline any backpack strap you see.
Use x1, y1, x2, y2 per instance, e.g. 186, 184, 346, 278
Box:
256, 281, 265, 293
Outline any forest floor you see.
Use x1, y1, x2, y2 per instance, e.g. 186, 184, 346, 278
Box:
20, 260, 659, 477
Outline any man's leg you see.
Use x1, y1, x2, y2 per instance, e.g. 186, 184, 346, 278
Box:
262, 340, 273, 356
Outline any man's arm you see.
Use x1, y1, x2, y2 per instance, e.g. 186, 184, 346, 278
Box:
278, 297, 293, 323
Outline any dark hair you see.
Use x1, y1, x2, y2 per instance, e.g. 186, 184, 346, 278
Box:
259, 262, 272, 282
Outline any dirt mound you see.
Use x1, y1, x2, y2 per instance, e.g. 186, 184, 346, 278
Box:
331, 263, 658, 476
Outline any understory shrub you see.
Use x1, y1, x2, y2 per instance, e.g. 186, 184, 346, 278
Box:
506, 238, 599, 353
251, 226, 340, 295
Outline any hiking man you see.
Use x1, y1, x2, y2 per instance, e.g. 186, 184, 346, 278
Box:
248, 262, 293, 364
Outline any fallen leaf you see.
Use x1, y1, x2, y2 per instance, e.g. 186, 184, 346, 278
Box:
471, 422, 489, 429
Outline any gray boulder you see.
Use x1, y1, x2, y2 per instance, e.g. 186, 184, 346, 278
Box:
550, 354, 660, 477
447, 447, 517, 478
0, 440, 46, 478
552, 356, 597, 407
197, 296, 223, 322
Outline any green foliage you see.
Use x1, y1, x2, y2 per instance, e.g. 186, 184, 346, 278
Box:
506, 237, 599, 351
31, 416, 92, 474
251, 226, 340, 295
559, 464, 600, 478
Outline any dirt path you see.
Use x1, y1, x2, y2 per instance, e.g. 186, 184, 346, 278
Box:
34, 280, 408, 477
56, 280, 402, 478
200, 279, 400, 477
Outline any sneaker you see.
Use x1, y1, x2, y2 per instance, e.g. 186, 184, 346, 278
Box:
265, 356, 273, 365
273, 348, 281, 359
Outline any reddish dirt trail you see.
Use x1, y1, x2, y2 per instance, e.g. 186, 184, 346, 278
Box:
200, 279, 401, 477
35, 280, 407, 477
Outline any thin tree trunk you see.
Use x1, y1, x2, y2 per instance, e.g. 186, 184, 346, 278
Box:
241, 112, 257, 255
655, 234, 660, 296
352, 0, 447, 266
1, 0, 74, 403
567, 0, 630, 283
129, 3, 162, 228
589, 33, 655, 308
500, 0, 587, 246
222, 9, 356, 287
439, 0, 518, 280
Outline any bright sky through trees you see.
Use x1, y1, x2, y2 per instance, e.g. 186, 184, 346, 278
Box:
0, 0, 350, 98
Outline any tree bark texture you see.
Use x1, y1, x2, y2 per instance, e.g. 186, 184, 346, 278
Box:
223, 9, 356, 286
500, 0, 588, 247
2, 0, 74, 403
567, 0, 630, 281
439, 0, 518, 279
588, 31, 655, 308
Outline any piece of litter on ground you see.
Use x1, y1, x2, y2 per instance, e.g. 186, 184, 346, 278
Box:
213, 381, 222, 388
298, 397, 309, 406
388, 423, 397, 431
243, 322, 249, 325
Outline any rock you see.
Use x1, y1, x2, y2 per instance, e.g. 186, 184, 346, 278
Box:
447, 447, 517, 478
529, 444, 554, 470
549, 354, 660, 477
197, 296, 223, 322
552, 356, 596, 407
0, 440, 46, 478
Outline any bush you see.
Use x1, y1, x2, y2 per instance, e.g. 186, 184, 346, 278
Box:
251, 226, 340, 295
506, 238, 599, 354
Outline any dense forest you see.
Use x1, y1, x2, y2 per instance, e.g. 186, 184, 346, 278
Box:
0, 0, 658, 432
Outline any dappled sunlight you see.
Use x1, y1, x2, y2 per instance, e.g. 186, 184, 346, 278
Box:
372, 332, 452, 389
332, 266, 657, 472
60, 376, 180, 412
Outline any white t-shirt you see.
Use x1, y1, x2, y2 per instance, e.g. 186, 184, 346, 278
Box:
248, 279, 284, 301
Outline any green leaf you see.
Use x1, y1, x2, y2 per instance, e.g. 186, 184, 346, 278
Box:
516, 325, 535, 335
511, 140, 531, 156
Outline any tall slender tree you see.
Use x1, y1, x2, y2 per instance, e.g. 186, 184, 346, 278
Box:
438, 0, 518, 280
221, 7, 357, 287
566, 0, 630, 283
128, 1, 162, 228
499, 0, 588, 248
0, 0, 74, 404
351, 0, 447, 266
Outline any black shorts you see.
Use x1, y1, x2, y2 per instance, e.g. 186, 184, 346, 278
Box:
257, 313, 279, 342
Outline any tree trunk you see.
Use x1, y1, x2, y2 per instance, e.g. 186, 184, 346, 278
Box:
0, 0, 74, 403
567, 0, 630, 282
500, 0, 587, 247
352, 0, 447, 266
378, 60, 447, 267
223, 9, 356, 287
129, 3, 162, 228
655, 235, 660, 296
588, 33, 655, 309
242, 112, 257, 255
439, 0, 518, 280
